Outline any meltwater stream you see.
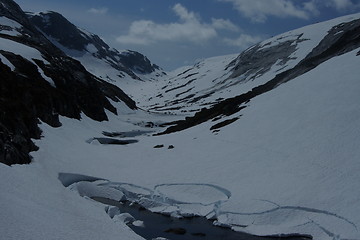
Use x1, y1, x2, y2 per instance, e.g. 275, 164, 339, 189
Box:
59, 173, 311, 240
92, 197, 310, 240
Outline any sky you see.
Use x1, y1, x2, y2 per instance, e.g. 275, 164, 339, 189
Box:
15, 0, 360, 70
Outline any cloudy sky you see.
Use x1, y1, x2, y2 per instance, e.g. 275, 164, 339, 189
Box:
16, 0, 360, 70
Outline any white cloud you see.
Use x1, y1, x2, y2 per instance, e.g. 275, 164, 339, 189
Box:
88, 7, 108, 15
224, 34, 262, 48
173, 3, 198, 22
116, 3, 218, 45
219, 0, 318, 22
325, 0, 360, 11
303, 0, 320, 16
211, 18, 240, 32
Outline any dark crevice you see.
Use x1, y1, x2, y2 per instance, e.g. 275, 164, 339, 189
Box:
165, 79, 196, 93
210, 117, 240, 131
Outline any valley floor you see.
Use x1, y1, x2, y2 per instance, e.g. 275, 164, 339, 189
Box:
1, 49, 360, 240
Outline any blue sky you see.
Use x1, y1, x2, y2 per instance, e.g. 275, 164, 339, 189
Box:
16, 0, 360, 70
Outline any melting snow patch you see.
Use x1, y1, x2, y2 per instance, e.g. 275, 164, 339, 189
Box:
0, 53, 15, 70
86, 44, 98, 54
0, 16, 22, 36
114, 213, 136, 224
36, 64, 56, 87
61, 173, 235, 220
61, 171, 360, 239
69, 181, 126, 201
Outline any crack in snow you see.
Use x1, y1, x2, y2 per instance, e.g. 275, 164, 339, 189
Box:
222, 202, 358, 233
309, 219, 342, 240
59, 173, 358, 239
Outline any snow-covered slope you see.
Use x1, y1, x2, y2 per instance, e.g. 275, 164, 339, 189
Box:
21, 47, 359, 240
125, 53, 238, 113
1, 1, 360, 240
128, 13, 360, 116
27, 11, 166, 84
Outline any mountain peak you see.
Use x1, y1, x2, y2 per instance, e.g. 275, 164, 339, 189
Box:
0, 0, 29, 25
28, 11, 89, 51
0, 1, 137, 165
28, 11, 166, 81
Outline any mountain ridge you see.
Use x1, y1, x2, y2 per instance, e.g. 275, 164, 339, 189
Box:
159, 16, 360, 134
129, 13, 360, 116
27, 11, 166, 82
0, 0, 136, 165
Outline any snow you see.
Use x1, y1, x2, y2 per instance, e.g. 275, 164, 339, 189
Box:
70, 181, 126, 201
0, 163, 144, 240
114, 213, 136, 224
124, 13, 360, 115
12, 47, 357, 240
37, 64, 56, 87
39, 27, 165, 87
154, 183, 230, 205
47, 38, 141, 87
132, 220, 145, 227
0, 53, 15, 70
76, 52, 133, 83
209, 49, 360, 238
1, 47, 355, 239
0, 16, 22, 36
86, 43, 97, 54
1, 12, 360, 240
0, 38, 55, 86
123, 53, 238, 113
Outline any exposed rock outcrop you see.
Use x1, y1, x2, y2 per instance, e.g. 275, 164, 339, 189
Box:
0, 0, 136, 165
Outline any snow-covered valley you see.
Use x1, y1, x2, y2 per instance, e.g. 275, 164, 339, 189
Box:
1, 1, 360, 239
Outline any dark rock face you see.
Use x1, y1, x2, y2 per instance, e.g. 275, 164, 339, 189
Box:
226, 34, 306, 81
1, 54, 49, 165
89, 138, 138, 145
28, 11, 89, 51
119, 50, 161, 74
0, 0, 136, 165
210, 117, 240, 131
153, 144, 164, 149
28, 11, 163, 79
0, 0, 34, 30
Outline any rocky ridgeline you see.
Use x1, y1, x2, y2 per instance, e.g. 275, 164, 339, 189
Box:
0, 0, 136, 165
28, 11, 164, 79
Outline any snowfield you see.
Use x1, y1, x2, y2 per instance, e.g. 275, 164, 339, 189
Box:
122, 13, 360, 116
1, 11, 360, 240
0, 16, 22, 36
1, 48, 359, 240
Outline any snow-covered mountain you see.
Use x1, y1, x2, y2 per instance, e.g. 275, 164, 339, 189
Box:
1, 1, 360, 240
0, 0, 136, 165
130, 13, 360, 117
155, 14, 360, 134
27, 11, 166, 82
